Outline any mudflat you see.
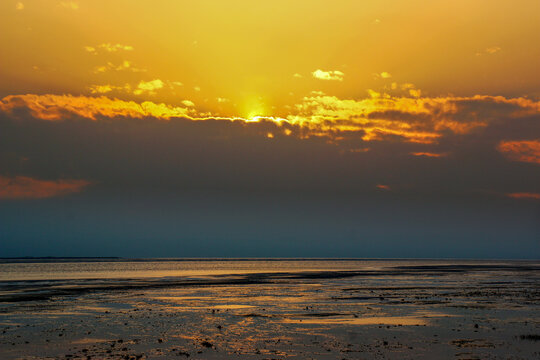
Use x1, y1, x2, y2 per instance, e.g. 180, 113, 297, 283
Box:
0, 260, 539, 359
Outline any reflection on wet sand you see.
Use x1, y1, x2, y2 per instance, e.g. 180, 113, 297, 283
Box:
282, 315, 429, 326
0, 260, 538, 359
213, 304, 256, 310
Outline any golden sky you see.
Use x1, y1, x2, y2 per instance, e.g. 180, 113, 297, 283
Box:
1, 1, 540, 257
2, 0, 539, 119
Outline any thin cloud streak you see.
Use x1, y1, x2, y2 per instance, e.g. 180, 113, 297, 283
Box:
410, 152, 448, 158
507, 192, 540, 200
0, 176, 91, 200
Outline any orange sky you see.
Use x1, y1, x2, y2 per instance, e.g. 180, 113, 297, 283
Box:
1, 1, 540, 172
2, 0, 540, 119
1, 1, 540, 257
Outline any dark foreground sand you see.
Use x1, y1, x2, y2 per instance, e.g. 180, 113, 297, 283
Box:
1, 263, 539, 359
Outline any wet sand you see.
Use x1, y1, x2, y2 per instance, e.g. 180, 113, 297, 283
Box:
0, 262, 539, 359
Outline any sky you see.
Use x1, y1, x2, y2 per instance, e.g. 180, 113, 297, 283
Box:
0, 0, 539, 258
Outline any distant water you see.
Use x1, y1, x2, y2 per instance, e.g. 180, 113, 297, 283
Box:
1, 258, 535, 281
1, 258, 538, 304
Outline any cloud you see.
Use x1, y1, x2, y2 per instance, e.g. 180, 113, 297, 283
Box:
90, 80, 184, 95
476, 46, 501, 56
376, 184, 391, 190
15, 2, 24, 10
0, 94, 193, 120
0, 176, 90, 200
408, 89, 421, 98
85, 44, 134, 55
59, 1, 79, 10
1, 90, 539, 256
312, 69, 344, 81
89, 84, 116, 94
507, 192, 540, 200
410, 152, 448, 158
287, 94, 540, 143
485, 46, 501, 54
395, 83, 422, 97
133, 79, 165, 95
94, 61, 146, 74
1, 92, 539, 209
181, 100, 195, 107
348, 147, 370, 153
374, 71, 392, 79
293, 73, 303, 78
2, 92, 539, 151
98, 43, 134, 52
498, 140, 540, 165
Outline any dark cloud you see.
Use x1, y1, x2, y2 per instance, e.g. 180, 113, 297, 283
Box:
0, 112, 536, 196
0, 94, 539, 257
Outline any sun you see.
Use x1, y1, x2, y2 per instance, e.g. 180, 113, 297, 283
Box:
242, 96, 267, 120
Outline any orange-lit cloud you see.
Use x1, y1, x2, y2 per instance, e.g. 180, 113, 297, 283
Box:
0, 94, 193, 120
0, 176, 90, 200
506, 192, 540, 200
348, 147, 370, 153
312, 69, 344, 81
410, 152, 448, 158
289, 93, 446, 143
498, 140, 540, 165
288, 94, 540, 143
1, 93, 539, 147
1, 91, 539, 211
15, 2, 24, 10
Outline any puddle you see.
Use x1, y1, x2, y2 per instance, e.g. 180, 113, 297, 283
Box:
72, 338, 111, 344
283, 315, 429, 326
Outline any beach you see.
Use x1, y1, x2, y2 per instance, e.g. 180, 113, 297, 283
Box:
0, 259, 539, 359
